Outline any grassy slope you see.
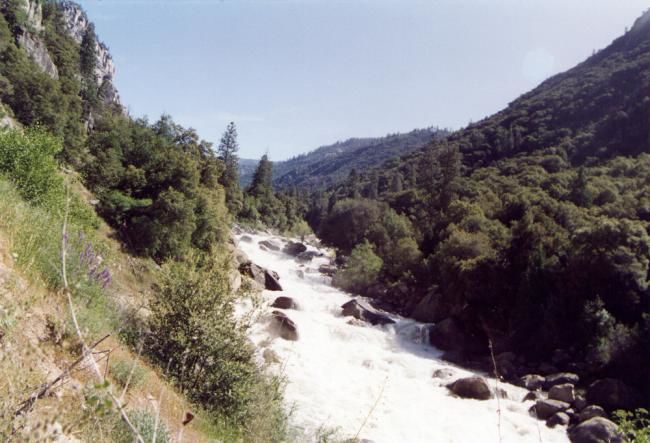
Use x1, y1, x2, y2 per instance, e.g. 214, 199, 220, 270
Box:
0, 177, 241, 441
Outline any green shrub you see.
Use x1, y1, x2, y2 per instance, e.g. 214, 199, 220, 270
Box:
110, 359, 147, 390
614, 408, 650, 443
0, 127, 62, 204
333, 241, 383, 294
112, 409, 171, 443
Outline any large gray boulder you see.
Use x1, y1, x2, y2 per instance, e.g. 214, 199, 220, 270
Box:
271, 296, 298, 310
341, 300, 395, 326
586, 378, 636, 411
259, 240, 281, 251
568, 417, 623, 443
270, 310, 298, 341
519, 374, 545, 391
549, 383, 575, 403
543, 372, 579, 390
410, 290, 449, 323
318, 264, 337, 276
546, 412, 570, 428
578, 405, 606, 423
283, 241, 307, 256
239, 262, 283, 291
296, 250, 322, 263
446, 376, 492, 400
532, 399, 570, 420
428, 318, 467, 352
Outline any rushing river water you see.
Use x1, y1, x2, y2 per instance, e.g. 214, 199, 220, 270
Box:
236, 232, 569, 443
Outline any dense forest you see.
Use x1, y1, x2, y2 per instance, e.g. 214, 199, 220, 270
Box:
302, 10, 650, 403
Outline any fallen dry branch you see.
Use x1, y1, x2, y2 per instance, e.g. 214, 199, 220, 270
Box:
13, 334, 111, 418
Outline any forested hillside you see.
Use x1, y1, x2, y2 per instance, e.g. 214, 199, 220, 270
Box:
307, 9, 650, 402
0, 1, 286, 440
240, 127, 448, 189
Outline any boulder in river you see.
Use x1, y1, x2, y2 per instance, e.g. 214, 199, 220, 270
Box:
240, 235, 253, 243
239, 262, 283, 291
543, 372, 579, 390
283, 241, 307, 256
549, 383, 575, 403
296, 250, 322, 263
428, 318, 467, 352
271, 310, 299, 341
568, 417, 623, 443
546, 412, 570, 428
318, 264, 337, 276
259, 239, 281, 251
410, 289, 449, 323
586, 378, 636, 411
519, 374, 545, 391
271, 296, 298, 310
341, 299, 395, 326
532, 399, 570, 420
432, 368, 456, 379
446, 376, 492, 400
578, 405, 606, 423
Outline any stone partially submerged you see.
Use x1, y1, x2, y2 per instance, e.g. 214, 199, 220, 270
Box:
446, 376, 492, 400
271, 310, 299, 341
341, 299, 395, 326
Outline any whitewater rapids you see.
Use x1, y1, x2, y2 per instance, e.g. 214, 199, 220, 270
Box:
236, 232, 569, 443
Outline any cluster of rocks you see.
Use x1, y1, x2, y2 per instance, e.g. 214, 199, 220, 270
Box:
233, 232, 306, 342
520, 373, 630, 442
442, 371, 628, 442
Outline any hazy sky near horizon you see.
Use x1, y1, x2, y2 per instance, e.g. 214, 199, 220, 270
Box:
78, 0, 648, 160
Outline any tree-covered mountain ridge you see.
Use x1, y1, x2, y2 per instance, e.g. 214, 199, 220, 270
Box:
240, 126, 449, 188
304, 8, 650, 407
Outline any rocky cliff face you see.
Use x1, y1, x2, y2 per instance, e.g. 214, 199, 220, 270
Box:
17, 31, 59, 79
58, 0, 120, 106
13, 0, 121, 106
15, 0, 58, 79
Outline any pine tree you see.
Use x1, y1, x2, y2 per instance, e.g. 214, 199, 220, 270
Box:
217, 122, 241, 210
248, 154, 273, 197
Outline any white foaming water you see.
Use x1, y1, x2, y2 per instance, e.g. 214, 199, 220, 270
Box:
237, 232, 568, 443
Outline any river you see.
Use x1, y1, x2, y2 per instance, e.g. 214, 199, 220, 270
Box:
236, 231, 568, 443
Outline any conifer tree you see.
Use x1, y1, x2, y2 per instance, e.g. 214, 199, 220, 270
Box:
248, 154, 273, 197
217, 122, 241, 210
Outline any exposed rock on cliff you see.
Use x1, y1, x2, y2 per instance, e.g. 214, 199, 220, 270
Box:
58, 0, 121, 106
16, 31, 58, 79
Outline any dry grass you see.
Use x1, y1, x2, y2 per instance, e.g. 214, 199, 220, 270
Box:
0, 178, 232, 442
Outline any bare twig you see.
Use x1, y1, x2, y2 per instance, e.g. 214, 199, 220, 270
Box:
354, 376, 388, 440
14, 334, 111, 417
61, 187, 144, 443
488, 339, 503, 443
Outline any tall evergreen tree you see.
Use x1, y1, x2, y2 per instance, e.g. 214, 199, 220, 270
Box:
248, 154, 273, 197
217, 121, 241, 211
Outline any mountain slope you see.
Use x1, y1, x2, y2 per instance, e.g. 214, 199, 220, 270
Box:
307, 9, 650, 403
240, 127, 448, 189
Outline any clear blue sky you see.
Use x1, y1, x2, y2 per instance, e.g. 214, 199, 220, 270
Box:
78, 0, 648, 160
